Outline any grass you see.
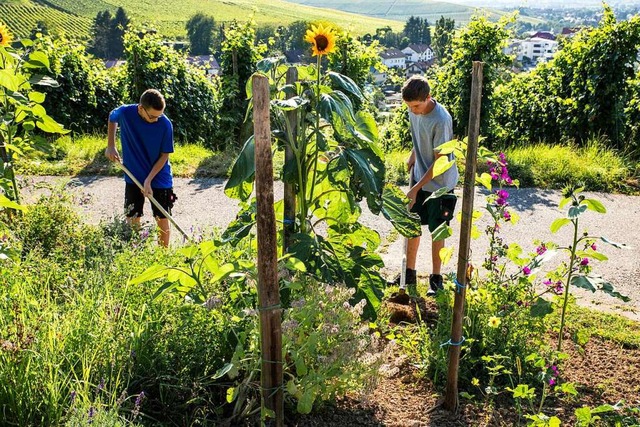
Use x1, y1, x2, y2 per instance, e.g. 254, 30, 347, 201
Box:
552, 303, 640, 349
31, 0, 405, 38
503, 141, 634, 193
15, 134, 235, 178
384, 142, 637, 194
283, 0, 544, 25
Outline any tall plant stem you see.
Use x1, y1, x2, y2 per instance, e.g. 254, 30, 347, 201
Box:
557, 219, 579, 352
308, 55, 322, 213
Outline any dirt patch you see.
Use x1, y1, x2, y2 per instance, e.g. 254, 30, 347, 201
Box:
289, 303, 640, 426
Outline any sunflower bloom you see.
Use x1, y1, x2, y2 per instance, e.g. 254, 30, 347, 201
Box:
0, 22, 13, 47
304, 24, 336, 57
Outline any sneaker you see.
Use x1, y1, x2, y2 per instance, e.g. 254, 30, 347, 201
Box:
427, 274, 444, 297
387, 268, 417, 287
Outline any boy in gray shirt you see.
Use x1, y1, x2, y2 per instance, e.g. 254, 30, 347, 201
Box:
391, 75, 459, 297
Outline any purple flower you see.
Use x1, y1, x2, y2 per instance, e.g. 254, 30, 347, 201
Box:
554, 282, 564, 294
536, 245, 547, 255
88, 407, 96, 424
70, 390, 76, 404
549, 378, 556, 387
522, 266, 531, 275
551, 365, 558, 374
503, 210, 511, 221
591, 243, 597, 251
580, 258, 589, 266
495, 189, 510, 206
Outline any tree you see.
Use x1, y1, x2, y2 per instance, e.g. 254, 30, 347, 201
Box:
433, 16, 455, 63
110, 7, 130, 58
89, 10, 112, 58
433, 15, 513, 140
186, 13, 216, 55
403, 16, 431, 45
328, 31, 383, 87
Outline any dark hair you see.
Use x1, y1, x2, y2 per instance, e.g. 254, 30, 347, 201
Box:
401, 75, 430, 102
139, 89, 166, 110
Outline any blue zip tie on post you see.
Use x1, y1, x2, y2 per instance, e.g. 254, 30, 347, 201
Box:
440, 336, 466, 348
283, 218, 295, 225
454, 278, 467, 294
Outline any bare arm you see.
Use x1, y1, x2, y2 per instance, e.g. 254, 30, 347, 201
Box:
143, 153, 170, 196
105, 121, 121, 162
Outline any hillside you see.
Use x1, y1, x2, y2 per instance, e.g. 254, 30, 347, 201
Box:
0, 1, 91, 39
0, 0, 405, 40
282, 0, 543, 25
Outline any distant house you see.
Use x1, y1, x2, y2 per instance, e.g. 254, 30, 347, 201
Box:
401, 44, 434, 63
531, 31, 556, 41
104, 60, 126, 69
561, 27, 579, 37
380, 48, 406, 69
405, 60, 433, 78
186, 55, 221, 76
518, 37, 558, 63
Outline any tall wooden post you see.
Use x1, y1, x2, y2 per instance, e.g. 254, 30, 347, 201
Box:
283, 67, 298, 254
253, 74, 284, 426
443, 61, 484, 412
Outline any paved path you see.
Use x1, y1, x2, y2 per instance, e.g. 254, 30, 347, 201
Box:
21, 175, 640, 321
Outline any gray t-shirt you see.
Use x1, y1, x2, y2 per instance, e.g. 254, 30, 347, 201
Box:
408, 101, 459, 192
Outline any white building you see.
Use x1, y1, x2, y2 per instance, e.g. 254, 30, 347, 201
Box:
518, 37, 558, 63
401, 44, 434, 63
380, 48, 406, 69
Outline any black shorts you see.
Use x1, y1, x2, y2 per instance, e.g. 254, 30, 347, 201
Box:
411, 189, 457, 233
124, 183, 177, 219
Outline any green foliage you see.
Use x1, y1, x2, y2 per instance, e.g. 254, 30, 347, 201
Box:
432, 14, 513, 140
403, 16, 431, 45
186, 13, 215, 55
504, 140, 632, 193
225, 55, 420, 316
124, 28, 222, 147
218, 19, 265, 147
0, 37, 68, 209
379, 103, 412, 152
328, 30, 383, 88
492, 6, 640, 152
89, 7, 131, 59
14, 191, 105, 265
433, 16, 455, 64
38, 34, 125, 134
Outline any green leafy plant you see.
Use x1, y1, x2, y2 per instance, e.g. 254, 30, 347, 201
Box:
0, 30, 68, 211
224, 25, 419, 317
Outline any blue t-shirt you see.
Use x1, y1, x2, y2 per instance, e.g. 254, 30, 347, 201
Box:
109, 104, 174, 188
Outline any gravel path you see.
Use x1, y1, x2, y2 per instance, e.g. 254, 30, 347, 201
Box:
20, 175, 640, 321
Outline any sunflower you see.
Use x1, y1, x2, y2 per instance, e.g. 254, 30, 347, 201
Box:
304, 24, 336, 57
0, 22, 13, 47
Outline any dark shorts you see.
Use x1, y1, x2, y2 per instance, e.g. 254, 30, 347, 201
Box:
124, 183, 177, 219
411, 189, 457, 233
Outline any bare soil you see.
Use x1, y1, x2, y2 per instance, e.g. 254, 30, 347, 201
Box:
290, 298, 640, 426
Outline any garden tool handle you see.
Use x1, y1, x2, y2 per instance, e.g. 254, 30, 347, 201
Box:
116, 162, 190, 241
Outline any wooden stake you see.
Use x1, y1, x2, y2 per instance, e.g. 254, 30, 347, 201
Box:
253, 74, 284, 426
283, 67, 298, 254
443, 61, 484, 412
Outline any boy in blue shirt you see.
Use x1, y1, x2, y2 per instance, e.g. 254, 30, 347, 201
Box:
105, 89, 176, 247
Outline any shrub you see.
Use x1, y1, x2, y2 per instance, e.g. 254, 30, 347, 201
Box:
124, 29, 222, 147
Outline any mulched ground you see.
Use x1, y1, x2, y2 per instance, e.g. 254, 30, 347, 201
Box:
288, 297, 640, 427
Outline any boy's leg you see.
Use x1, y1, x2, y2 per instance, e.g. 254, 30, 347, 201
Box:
431, 238, 445, 275
156, 218, 170, 247
406, 236, 420, 270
